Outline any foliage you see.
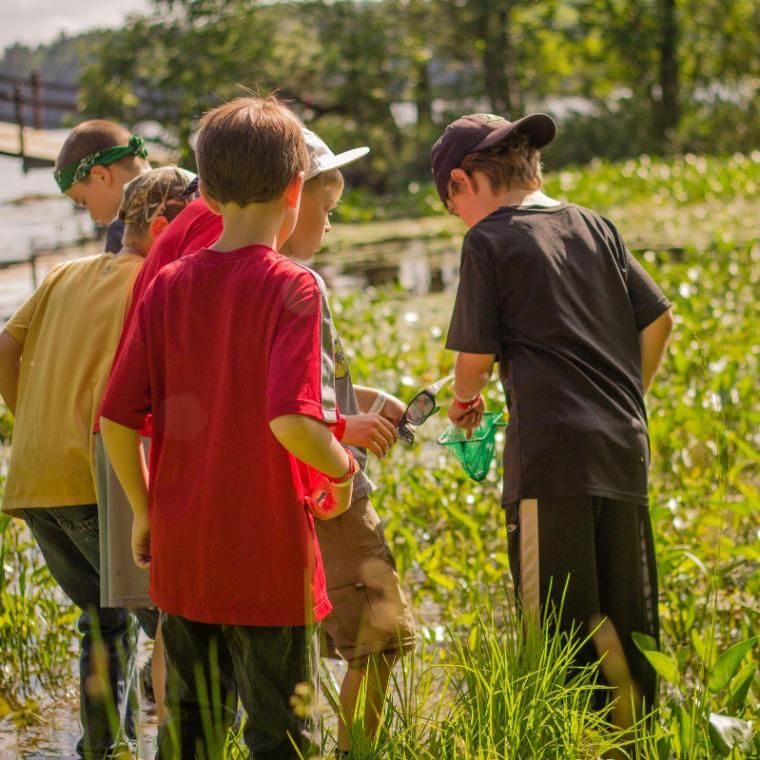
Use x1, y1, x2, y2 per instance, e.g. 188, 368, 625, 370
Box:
0, 512, 77, 709
65, 0, 760, 186
0, 153, 757, 755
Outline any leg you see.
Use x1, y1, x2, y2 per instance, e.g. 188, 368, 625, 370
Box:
152, 622, 168, 723
337, 652, 397, 752
315, 498, 415, 752
22, 505, 134, 759
505, 497, 603, 689
133, 608, 166, 721
594, 500, 660, 728
225, 624, 320, 760
157, 614, 237, 760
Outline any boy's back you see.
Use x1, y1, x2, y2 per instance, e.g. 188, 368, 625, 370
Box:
101, 244, 336, 625
447, 203, 670, 506
3, 253, 141, 512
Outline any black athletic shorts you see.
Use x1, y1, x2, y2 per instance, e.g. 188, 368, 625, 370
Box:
505, 495, 659, 709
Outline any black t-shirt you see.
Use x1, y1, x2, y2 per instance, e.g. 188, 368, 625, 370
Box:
105, 218, 124, 254
446, 203, 671, 506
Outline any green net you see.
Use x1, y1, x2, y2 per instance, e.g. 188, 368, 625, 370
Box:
437, 412, 507, 481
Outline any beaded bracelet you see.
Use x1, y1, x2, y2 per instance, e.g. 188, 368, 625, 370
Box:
324, 448, 358, 485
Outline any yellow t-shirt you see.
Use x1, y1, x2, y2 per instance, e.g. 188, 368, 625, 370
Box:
2, 253, 142, 512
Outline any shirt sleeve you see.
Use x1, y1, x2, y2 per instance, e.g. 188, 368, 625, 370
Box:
626, 252, 672, 331
266, 271, 338, 423
445, 230, 501, 355
601, 216, 671, 331
4, 290, 39, 347
99, 286, 153, 430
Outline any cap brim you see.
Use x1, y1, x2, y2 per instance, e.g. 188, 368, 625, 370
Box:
306, 146, 370, 180
475, 113, 556, 152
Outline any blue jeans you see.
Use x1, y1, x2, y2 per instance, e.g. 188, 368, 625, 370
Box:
21, 504, 158, 759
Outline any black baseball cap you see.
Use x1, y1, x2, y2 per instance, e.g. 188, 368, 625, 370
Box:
430, 112, 556, 203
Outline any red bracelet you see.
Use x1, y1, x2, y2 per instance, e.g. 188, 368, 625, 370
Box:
324, 448, 358, 485
452, 393, 482, 411
327, 417, 346, 441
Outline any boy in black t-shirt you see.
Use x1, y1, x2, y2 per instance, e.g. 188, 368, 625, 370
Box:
431, 113, 673, 731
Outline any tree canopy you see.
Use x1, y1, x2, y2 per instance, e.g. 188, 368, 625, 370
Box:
42, 0, 760, 186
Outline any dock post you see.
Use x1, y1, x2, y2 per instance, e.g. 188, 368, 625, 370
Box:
31, 71, 43, 130
13, 81, 26, 165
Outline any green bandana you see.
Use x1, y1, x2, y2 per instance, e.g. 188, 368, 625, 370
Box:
54, 134, 149, 192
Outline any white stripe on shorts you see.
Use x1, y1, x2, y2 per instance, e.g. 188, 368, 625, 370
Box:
519, 498, 541, 624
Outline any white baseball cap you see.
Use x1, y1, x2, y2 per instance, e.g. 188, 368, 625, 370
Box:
303, 128, 370, 181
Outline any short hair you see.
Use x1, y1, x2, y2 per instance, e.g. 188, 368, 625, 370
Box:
120, 167, 193, 246
195, 97, 308, 207
56, 119, 145, 172
305, 168, 344, 192
447, 134, 543, 203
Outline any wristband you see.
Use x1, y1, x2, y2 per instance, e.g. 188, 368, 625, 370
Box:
324, 448, 358, 485
368, 391, 388, 414
452, 393, 482, 411
327, 417, 346, 441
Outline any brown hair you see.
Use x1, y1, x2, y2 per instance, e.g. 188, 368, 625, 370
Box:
305, 168, 344, 192
447, 134, 543, 203
56, 119, 147, 174
120, 167, 193, 247
195, 96, 308, 207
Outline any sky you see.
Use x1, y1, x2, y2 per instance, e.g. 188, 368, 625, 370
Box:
1, 0, 152, 51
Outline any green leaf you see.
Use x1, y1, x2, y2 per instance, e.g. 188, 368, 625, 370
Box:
707, 637, 758, 693
727, 662, 758, 711
678, 705, 695, 755
633, 632, 680, 685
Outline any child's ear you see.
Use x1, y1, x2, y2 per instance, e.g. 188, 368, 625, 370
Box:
198, 179, 221, 215
148, 215, 169, 241
89, 165, 114, 188
450, 168, 474, 194
284, 171, 305, 210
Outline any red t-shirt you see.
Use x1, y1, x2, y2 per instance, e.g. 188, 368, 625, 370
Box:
98, 199, 222, 435
100, 245, 338, 626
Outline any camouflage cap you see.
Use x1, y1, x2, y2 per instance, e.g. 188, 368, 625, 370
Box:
119, 166, 195, 229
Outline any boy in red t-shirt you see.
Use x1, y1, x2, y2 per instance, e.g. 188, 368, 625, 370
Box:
100, 96, 358, 759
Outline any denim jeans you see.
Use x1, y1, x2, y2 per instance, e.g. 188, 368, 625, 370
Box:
21, 504, 159, 759
157, 613, 319, 760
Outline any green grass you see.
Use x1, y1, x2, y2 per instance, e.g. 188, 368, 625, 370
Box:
0, 152, 758, 757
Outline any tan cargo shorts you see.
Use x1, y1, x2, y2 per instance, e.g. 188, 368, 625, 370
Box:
315, 496, 415, 666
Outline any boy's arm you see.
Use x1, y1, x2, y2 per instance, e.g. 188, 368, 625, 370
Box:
0, 331, 22, 415
639, 308, 673, 395
100, 416, 151, 569
447, 352, 494, 433
270, 414, 354, 519
346, 384, 403, 458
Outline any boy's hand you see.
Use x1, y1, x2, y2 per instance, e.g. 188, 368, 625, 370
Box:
131, 514, 152, 570
306, 478, 354, 520
448, 395, 485, 438
377, 393, 406, 425
342, 413, 398, 458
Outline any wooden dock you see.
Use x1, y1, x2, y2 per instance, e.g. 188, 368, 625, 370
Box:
0, 121, 176, 169
1, 71, 177, 168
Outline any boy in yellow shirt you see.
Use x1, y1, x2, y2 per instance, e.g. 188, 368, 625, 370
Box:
0, 167, 192, 759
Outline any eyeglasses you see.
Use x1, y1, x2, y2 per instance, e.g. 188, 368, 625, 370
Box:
397, 375, 453, 445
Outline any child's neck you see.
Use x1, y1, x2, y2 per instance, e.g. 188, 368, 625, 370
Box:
493, 186, 560, 209
211, 203, 286, 252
